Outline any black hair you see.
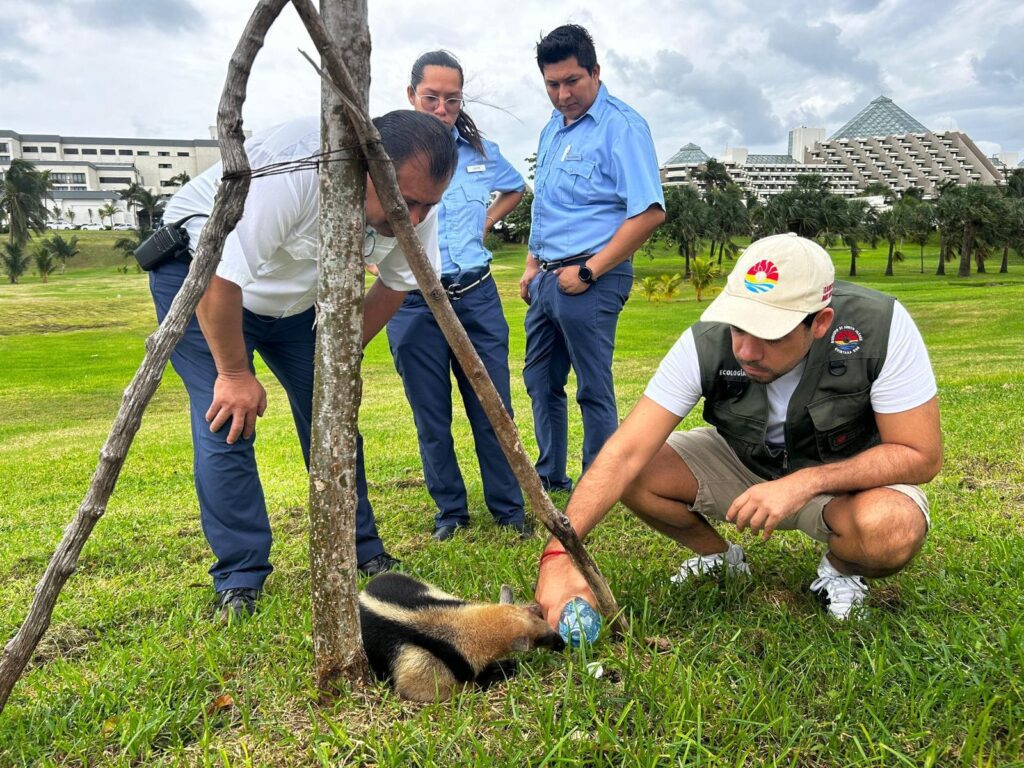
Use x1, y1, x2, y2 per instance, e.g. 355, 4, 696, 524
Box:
536, 24, 598, 73
801, 311, 820, 328
410, 50, 485, 156
372, 110, 457, 183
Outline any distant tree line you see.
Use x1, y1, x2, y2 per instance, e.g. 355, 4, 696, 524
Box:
659, 160, 1024, 280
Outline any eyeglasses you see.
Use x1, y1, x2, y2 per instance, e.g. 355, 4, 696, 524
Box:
415, 94, 464, 112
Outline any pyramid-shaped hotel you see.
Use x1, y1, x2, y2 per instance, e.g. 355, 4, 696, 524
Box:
662, 96, 1013, 201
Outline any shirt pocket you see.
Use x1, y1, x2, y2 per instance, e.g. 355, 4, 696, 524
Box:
554, 158, 596, 206
444, 184, 490, 256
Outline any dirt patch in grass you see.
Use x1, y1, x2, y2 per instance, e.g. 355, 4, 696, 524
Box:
30, 624, 101, 667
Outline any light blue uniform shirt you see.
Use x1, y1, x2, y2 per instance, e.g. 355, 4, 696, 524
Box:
529, 84, 664, 262
439, 129, 525, 276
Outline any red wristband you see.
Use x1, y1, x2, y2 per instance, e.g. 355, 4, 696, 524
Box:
539, 549, 569, 569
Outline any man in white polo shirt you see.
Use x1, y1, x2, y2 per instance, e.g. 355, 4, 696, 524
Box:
535, 233, 942, 621
150, 110, 457, 619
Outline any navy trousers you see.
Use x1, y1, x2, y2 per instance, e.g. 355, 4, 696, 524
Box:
386, 275, 524, 528
149, 260, 384, 591
523, 261, 633, 490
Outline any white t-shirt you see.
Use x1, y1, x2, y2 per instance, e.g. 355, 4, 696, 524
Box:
644, 301, 937, 445
163, 116, 440, 318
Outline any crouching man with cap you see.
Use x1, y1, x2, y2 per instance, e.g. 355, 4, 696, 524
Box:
535, 233, 942, 621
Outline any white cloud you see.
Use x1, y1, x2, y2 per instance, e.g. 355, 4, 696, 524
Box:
1, 0, 1021, 173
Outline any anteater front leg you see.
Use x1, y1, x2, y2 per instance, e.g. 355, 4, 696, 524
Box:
474, 659, 519, 690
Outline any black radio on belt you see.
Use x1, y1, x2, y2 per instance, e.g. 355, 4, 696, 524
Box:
133, 213, 209, 271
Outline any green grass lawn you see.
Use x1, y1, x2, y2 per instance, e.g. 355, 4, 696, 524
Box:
1, 236, 1022, 766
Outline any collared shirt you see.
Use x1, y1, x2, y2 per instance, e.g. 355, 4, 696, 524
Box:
438, 128, 524, 275
529, 83, 664, 262
164, 116, 440, 318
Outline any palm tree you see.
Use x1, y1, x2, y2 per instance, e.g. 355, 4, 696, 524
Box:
1001, 170, 1024, 274
934, 183, 963, 276
168, 171, 191, 187
903, 200, 935, 274
706, 184, 748, 266
65, 208, 76, 227
657, 272, 684, 300
637, 276, 661, 302
43, 234, 80, 273
0, 159, 52, 248
33, 244, 56, 283
2, 242, 31, 283
688, 258, 720, 302
662, 185, 709, 278
118, 182, 144, 224
113, 230, 145, 273
955, 185, 1003, 277
1006, 168, 1024, 200
876, 204, 906, 277
838, 199, 873, 277
694, 158, 732, 191
98, 202, 119, 229
131, 187, 163, 231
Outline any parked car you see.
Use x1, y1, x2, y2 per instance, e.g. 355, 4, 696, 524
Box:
47, 222, 75, 230
111, 223, 134, 231
79, 223, 104, 231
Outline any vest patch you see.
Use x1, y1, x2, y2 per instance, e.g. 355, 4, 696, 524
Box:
744, 260, 779, 294
831, 325, 863, 355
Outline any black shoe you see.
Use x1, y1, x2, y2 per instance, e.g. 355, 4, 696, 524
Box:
541, 478, 574, 493
500, 520, 534, 539
431, 522, 469, 541
359, 552, 401, 576
213, 587, 260, 621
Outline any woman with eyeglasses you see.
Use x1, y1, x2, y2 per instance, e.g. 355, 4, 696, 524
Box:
386, 50, 529, 542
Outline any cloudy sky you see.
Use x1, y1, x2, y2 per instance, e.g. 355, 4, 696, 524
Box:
2, 0, 1021, 177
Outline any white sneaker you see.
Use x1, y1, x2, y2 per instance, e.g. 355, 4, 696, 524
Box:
809, 553, 869, 620
670, 542, 751, 584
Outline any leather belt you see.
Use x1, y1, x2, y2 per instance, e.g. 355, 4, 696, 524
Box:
410, 267, 492, 301
443, 267, 491, 300
539, 254, 590, 272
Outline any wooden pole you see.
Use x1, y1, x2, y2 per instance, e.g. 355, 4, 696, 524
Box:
305, 0, 372, 692
0, 0, 291, 714
290, 0, 627, 635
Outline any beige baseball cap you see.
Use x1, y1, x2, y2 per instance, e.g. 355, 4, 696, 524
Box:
700, 233, 835, 340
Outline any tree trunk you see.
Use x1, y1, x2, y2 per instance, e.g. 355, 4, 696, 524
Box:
885, 241, 895, 276
919, 244, 925, 274
290, 2, 626, 636
848, 242, 857, 277
305, 0, 371, 695
936, 234, 946, 276
958, 224, 973, 277
0, 0, 288, 715
1000, 245, 1009, 274
684, 242, 692, 279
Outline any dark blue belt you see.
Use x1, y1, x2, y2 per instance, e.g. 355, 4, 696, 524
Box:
539, 254, 590, 272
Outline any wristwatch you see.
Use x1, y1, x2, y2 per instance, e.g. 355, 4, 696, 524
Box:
577, 264, 596, 284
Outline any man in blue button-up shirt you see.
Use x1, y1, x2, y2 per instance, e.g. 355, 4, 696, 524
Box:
518, 24, 665, 492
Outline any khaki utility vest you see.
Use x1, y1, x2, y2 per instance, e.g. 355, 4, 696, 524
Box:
693, 282, 894, 479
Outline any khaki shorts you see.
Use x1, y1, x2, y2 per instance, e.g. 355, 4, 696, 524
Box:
666, 428, 930, 543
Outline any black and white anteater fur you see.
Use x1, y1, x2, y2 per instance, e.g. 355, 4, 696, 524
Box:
359, 572, 565, 702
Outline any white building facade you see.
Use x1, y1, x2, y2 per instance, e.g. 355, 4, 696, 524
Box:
0, 129, 220, 226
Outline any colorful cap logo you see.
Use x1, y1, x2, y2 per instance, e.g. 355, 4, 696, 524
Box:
744, 260, 779, 294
